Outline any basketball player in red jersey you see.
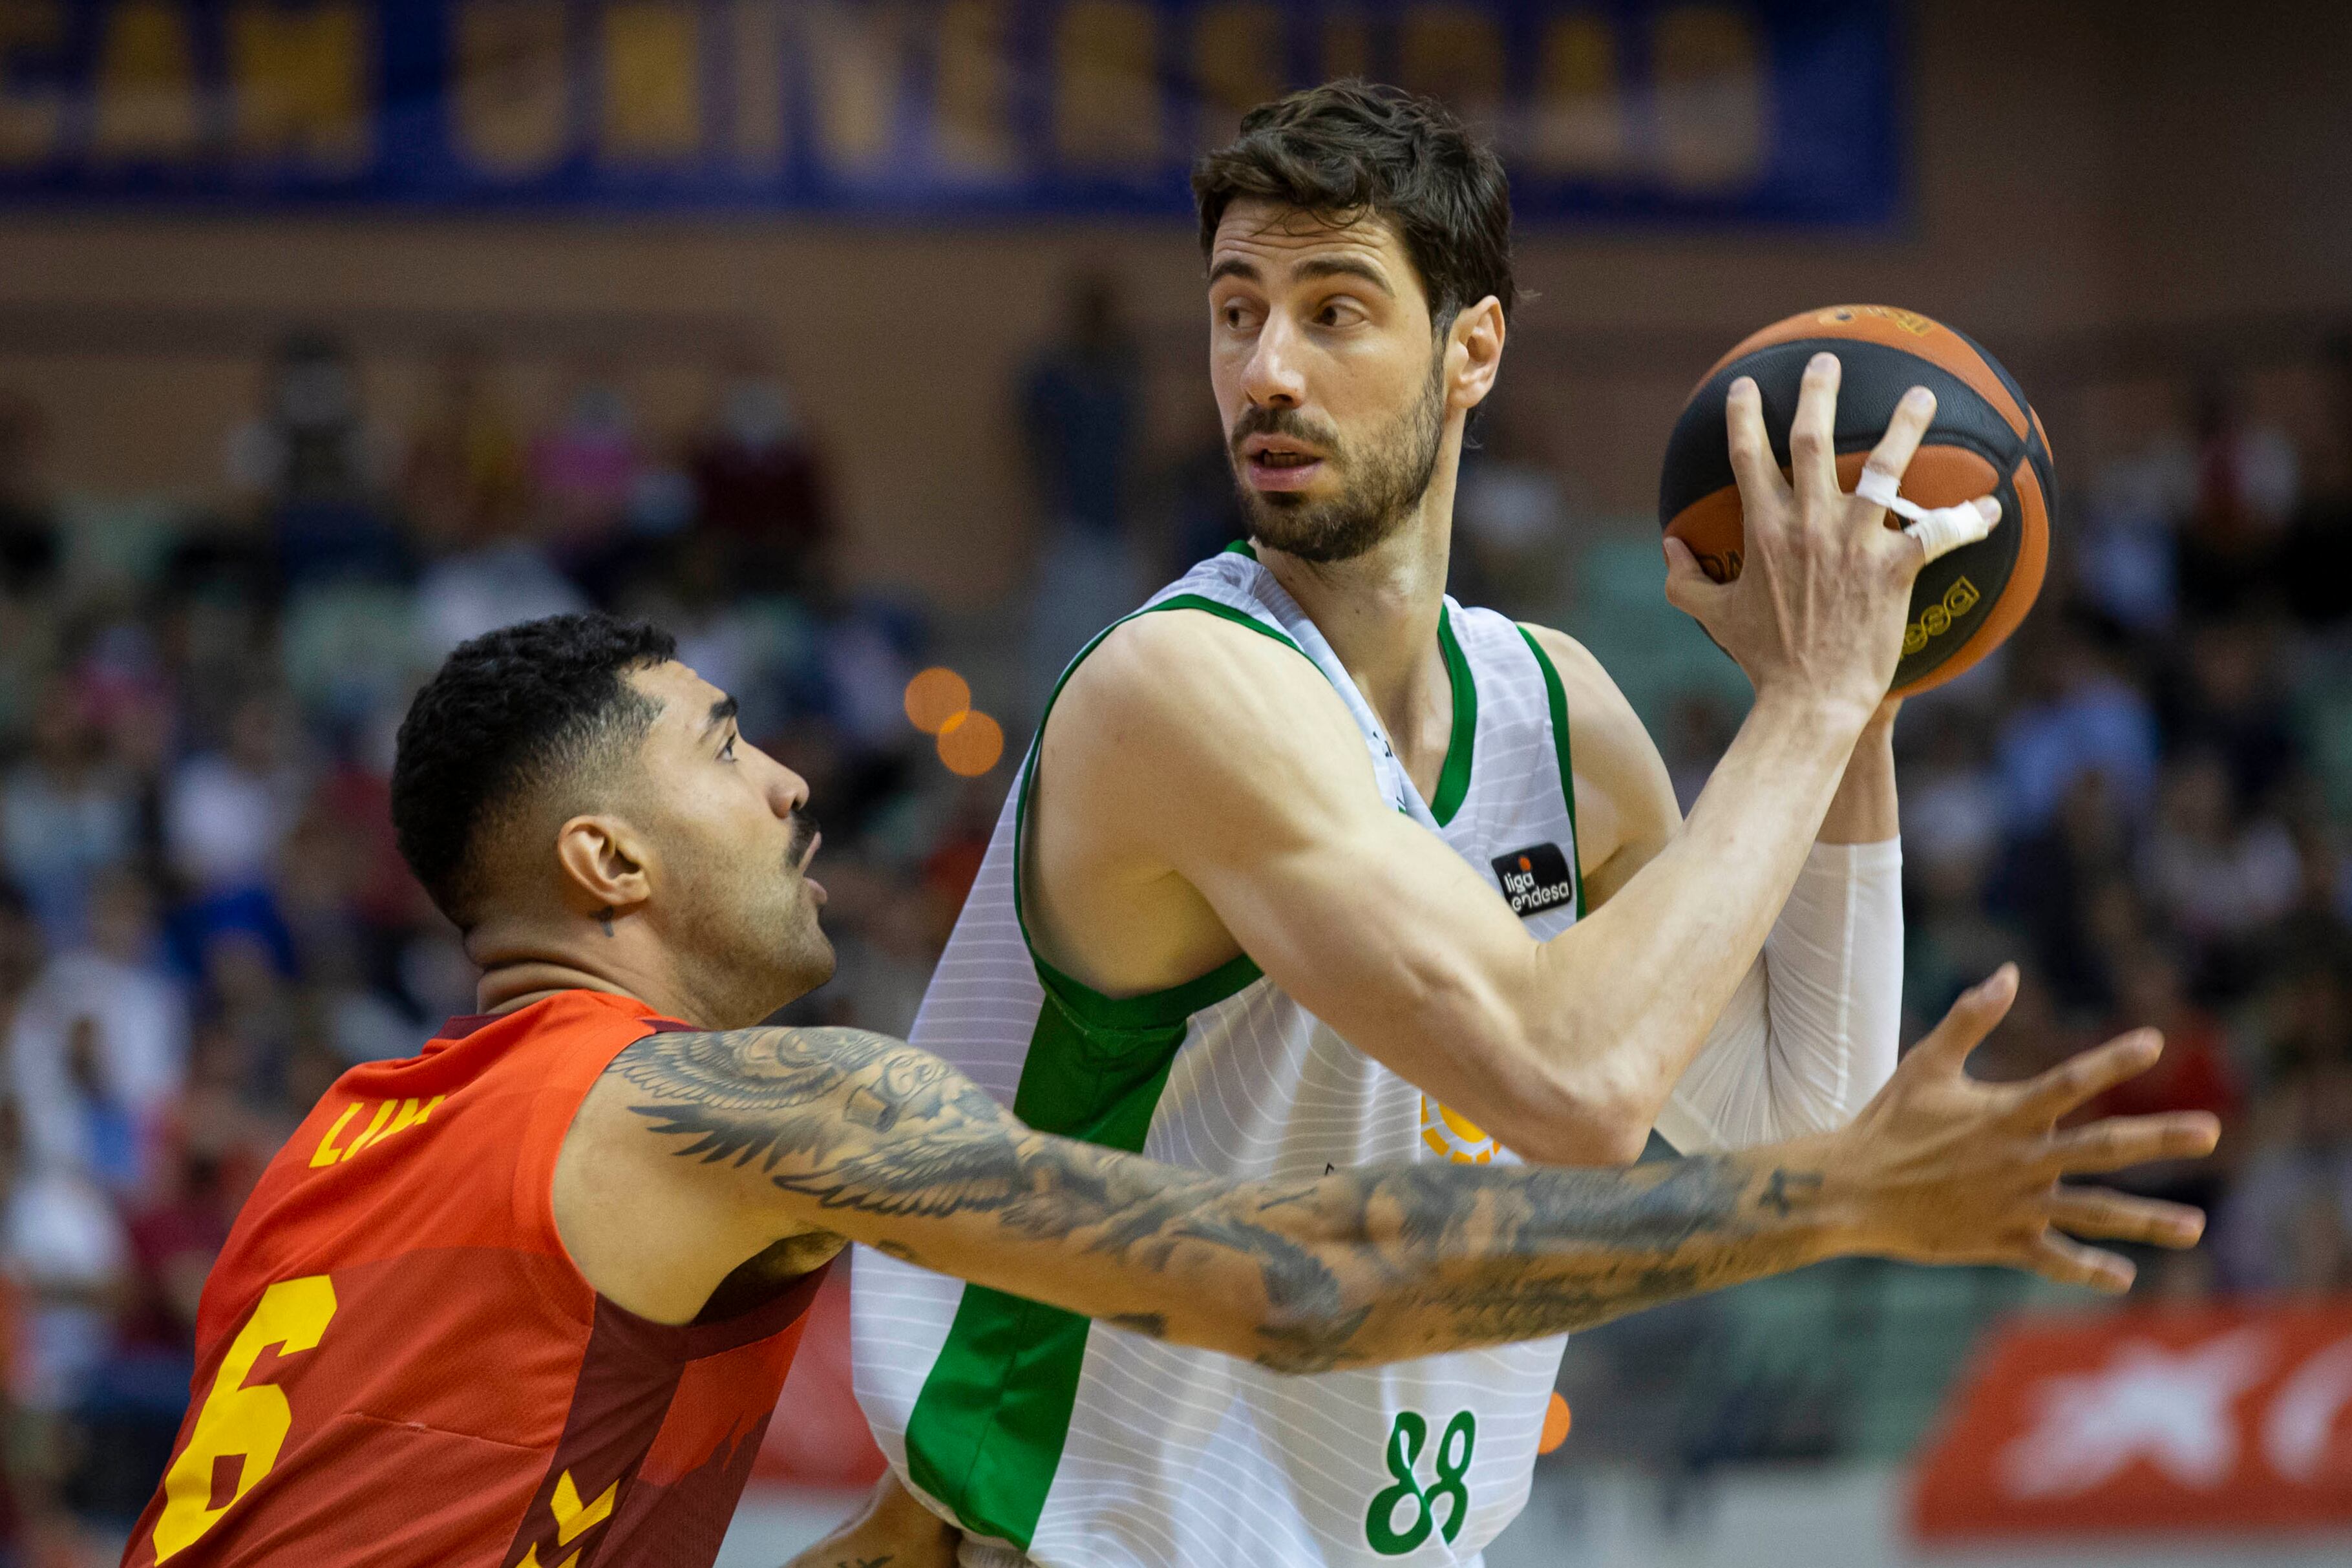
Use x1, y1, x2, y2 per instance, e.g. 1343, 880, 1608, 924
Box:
121, 614, 2213, 1567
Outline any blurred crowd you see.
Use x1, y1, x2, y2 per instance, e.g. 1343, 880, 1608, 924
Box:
1887, 375, 2352, 1302
0, 330, 1006, 1556
1, 287, 2350, 1552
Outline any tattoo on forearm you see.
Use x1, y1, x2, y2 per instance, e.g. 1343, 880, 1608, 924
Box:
1761, 1169, 1823, 1216
615, 1027, 1829, 1373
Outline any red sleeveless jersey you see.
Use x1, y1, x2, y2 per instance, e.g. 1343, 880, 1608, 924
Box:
122, 990, 824, 1568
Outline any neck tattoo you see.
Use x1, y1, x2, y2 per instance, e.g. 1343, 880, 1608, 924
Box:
597, 906, 615, 938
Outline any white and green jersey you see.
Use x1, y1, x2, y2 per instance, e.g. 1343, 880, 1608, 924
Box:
853, 546, 1587, 1567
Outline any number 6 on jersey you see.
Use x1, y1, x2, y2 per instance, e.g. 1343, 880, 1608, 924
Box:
153, 1275, 339, 1562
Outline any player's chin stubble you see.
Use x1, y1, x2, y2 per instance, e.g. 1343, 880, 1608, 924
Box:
1231, 348, 1448, 565
670, 843, 833, 1028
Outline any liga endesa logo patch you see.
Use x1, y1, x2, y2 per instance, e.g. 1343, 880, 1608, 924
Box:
1492, 843, 1576, 917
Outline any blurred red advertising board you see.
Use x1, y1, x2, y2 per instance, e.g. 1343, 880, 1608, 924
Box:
1912, 1297, 2352, 1540
755, 1266, 887, 1490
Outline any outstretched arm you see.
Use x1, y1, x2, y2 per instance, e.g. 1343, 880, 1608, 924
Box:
553, 971, 2214, 1374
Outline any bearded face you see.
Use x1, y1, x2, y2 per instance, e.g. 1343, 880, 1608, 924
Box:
659, 803, 834, 1029
1226, 341, 1449, 564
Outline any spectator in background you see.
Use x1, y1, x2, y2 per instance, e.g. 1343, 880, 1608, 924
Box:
2077, 440, 2185, 634
0, 1099, 129, 1424
1, 683, 138, 944
2139, 749, 2300, 971
1990, 768, 2135, 1010
688, 356, 832, 595
1902, 722, 2013, 1025
518, 360, 688, 602
196, 929, 299, 1115
401, 341, 531, 558
225, 332, 406, 588
74, 1138, 233, 1527
2081, 943, 2243, 1188
402, 350, 594, 657
2165, 617, 2297, 809
1022, 271, 1143, 712
1152, 437, 1248, 578
164, 692, 303, 898
2215, 1048, 2352, 1295
531, 361, 642, 568
1450, 399, 1574, 620
6, 872, 184, 1193
2278, 336, 2352, 626
0, 882, 40, 1014
1996, 615, 2161, 834
2175, 381, 2299, 620
0, 391, 58, 593
414, 522, 589, 663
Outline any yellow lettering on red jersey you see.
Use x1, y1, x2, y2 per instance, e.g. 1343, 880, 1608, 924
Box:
340, 1098, 399, 1158
551, 1468, 618, 1543
308, 1103, 361, 1168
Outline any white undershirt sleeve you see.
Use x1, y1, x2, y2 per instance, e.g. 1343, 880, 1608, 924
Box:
1650, 838, 1904, 1155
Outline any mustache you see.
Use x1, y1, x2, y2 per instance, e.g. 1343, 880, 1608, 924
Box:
787, 814, 820, 871
1228, 403, 1342, 460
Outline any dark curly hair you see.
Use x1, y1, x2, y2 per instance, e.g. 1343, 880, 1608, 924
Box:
392, 613, 676, 927
1192, 80, 1514, 332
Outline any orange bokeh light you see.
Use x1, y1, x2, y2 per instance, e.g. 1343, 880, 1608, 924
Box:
904, 667, 972, 735
936, 710, 1005, 776
1538, 1392, 1572, 1454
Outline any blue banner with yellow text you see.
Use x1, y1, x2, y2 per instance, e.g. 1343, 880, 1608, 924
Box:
0, 1, 1900, 223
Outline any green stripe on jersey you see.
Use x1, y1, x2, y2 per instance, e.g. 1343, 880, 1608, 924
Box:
902, 591, 1303, 1546
1429, 609, 1477, 826
1516, 626, 1585, 916
900, 993, 1196, 1545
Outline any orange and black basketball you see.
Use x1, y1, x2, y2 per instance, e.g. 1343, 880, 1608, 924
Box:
1658, 305, 2054, 697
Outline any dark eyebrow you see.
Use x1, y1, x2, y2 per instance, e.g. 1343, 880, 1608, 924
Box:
1295, 256, 1395, 297
701, 695, 739, 737
1207, 257, 1262, 288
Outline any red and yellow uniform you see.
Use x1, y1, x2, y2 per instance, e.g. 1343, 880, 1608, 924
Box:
122, 990, 823, 1568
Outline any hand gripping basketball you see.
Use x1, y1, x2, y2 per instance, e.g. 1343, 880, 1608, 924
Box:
1854, 466, 2003, 564
1660, 305, 2054, 697
1662, 352, 1945, 719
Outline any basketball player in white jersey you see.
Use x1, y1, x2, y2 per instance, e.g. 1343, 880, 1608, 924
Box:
821, 84, 2010, 1568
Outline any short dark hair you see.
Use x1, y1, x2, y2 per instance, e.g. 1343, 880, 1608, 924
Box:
391, 613, 676, 926
1192, 80, 1514, 330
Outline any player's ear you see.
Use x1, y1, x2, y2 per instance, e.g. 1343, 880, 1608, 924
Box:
1447, 296, 1505, 412
555, 813, 653, 918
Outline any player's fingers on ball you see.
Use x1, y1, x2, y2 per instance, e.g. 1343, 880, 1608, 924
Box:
1853, 387, 1938, 526
2045, 1111, 2222, 1176
1722, 377, 1786, 513
2044, 1185, 2207, 1249
1878, 518, 1929, 589
2009, 1028, 2163, 1125
2029, 1231, 2136, 1293
1909, 963, 2018, 1072
1787, 352, 1843, 507
1662, 536, 1728, 613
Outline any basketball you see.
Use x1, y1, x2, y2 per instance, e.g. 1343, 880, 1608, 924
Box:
1658, 304, 2055, 697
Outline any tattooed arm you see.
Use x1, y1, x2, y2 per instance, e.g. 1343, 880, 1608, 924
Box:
551, 968, 2215, 1371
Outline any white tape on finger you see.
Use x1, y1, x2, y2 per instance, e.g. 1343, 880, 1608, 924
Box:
1854, 467, 2003, 564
